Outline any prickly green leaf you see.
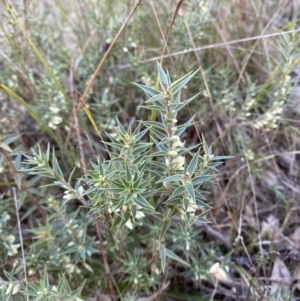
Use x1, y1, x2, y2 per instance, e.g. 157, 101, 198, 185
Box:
116, 118, 126, 135
187, 150, 199, 176
202, 135, 209, 154
68, 167, 77, 185
175, 115, 196, 137
4, 135, 20, 145
145, 93, 166, 103
157, 174, 183, 183
149, 127, 167, 140
126, 164, 131, 181
143, 121, 167, 131
138, 104, 167, 113
151, 151, 169, 157
135, 195, 154, 210
183, 198, 190, 211
101, 187, 125, 193
173, 92, 201, 112
156, 61, 169, 90
185, 183, 195, 202
169, 69, 199, 95
195, 199, 212, 208
132, 82, 160, 97
192, 175, 214, 186
159, 219, 171, 240
135, 128, 149, 141
165, 248, 189, 266
52, 150, 63, 179
169, 186, 186, 199
160, 245, 166, 272
131, 204, 137, 219
0, 142, 12, 152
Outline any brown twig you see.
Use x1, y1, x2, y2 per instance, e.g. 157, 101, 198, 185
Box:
116, 28, 300, 69
69, 55, 87, 176
78, 0, 142, 107
69, 55, 115, 300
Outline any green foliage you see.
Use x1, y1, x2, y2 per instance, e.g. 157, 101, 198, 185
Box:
0, 62, 228, 300
1, 1, 300, 300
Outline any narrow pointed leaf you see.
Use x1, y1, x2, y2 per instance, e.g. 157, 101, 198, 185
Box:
169, 186, 186, 199
173, 92, 201, 111
131, 204, 137, 219
116, 118, 126, 135
4, 135, 20, 145
185, 183, 195, 202
165, 248, 190, 266
157, 175, 182, 183
135, 128, 149, 141
160, 245, 166, 272
187, 150, 199, 175
202, 135, 209, 154
175, 115, 196, 136
145, 93, 166, 103
135, 195, 154, 210
183, 198, 190, 211
126, 164, 131, 181
170, 69, 199, 94
156, 61, 169, 89
192, 175, 214, 186
159, 219, 171, 240
143, 121, 167, 130
132, 82, 160, 97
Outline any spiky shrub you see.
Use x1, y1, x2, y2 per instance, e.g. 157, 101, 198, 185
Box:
0, 63, 228, 300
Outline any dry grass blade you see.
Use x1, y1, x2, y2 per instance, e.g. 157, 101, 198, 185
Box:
79, 0, 142, 104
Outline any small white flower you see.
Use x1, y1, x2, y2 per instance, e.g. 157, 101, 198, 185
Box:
78, 186, 85, 196
52, 116, 62, 125
186, 241, 190, 251
8, 244, 20, 256
136, 211, 145, 219
6, 282, 14, 295
28, 269, 35, 276
77, 229, 84, 238
187, 203, 197, 213
168, 150, 178, 157
208, 262, 228, 282
65, 263, 76, 274
2, 212, 10, 221
12, 283, 20, 295
125, 219, 133, 230
169, 135, 180, 142
6, 235, 15, 243
173, 156, 185, 170
130, 42, 137, 48
172, 140, 184, 149
49, 106, 60, 114
48, 121, 56, 129
63, 190, 75, 201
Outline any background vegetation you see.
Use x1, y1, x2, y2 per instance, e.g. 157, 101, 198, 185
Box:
0, 0, 300, 300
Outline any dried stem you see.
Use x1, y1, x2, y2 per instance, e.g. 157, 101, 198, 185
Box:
69, 55, 116, 300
